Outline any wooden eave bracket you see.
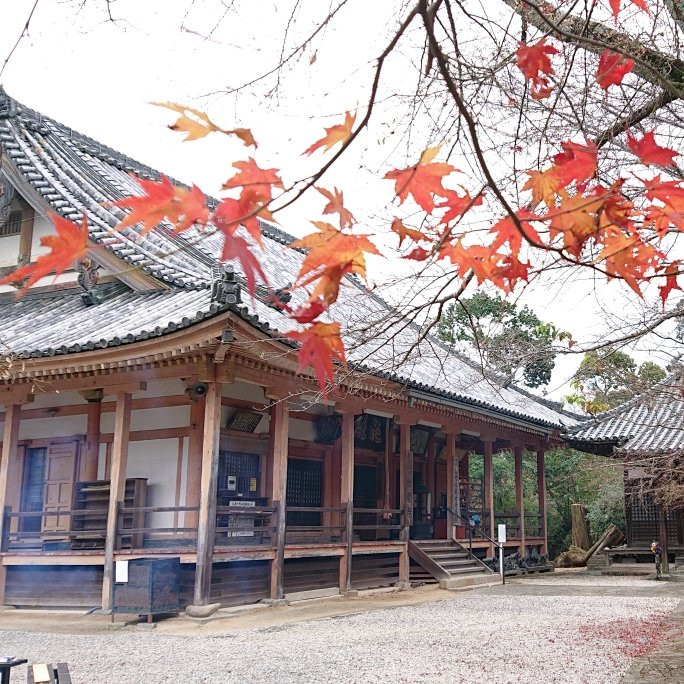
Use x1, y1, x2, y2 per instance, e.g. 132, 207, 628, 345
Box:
0, 385, 35, 405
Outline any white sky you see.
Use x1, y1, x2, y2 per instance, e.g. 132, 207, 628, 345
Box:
1, 0, 679, 400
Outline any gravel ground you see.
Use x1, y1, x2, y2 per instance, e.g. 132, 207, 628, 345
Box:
516, 576, 659, 588
1, 586, 680, 684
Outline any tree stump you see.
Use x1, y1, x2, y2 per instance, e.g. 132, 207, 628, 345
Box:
571, 503, 591, 550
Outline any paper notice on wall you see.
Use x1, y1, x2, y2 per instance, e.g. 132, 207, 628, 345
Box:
115, 560, 129, 583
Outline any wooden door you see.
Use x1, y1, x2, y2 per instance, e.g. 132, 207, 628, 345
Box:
42, 442, 78, 534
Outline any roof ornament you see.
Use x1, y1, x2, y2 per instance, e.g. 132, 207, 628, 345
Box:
0, 172, 16, 228
211, 264, 241, 305
0, 86, 17, 119
77, 256, 104, 306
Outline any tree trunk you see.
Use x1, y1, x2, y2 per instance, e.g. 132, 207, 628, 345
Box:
571, 504, 591, 551
580, 524, 624, 565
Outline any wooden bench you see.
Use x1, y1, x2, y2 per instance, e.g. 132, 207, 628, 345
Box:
27, 663, 71, 684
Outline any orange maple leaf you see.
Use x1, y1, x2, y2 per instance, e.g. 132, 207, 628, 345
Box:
523, 169, 563, 208
213, 192, 276, 247
111, 175, 210, 234
292, 221, 380, 285
286, 321, 346, 395
626, 131, 679, 168
391, 218, 426, 247
489, 213, 541, 256
317, 186, 355, 228
385, 147, 455, 213
515, 40, 558, 99
153, 102, 256, 146
436, 189, 483, 225
0, 213, 90, 291
221, 158, 284, 202
595, 50, 634, 90
304, 112, 356, 155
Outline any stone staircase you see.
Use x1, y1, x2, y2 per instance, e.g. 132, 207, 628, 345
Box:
408, 539, 496, 590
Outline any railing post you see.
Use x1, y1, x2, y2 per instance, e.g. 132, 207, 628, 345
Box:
338, 411, 355, 594
270, 500, 286, 599
0, 506, 10, 552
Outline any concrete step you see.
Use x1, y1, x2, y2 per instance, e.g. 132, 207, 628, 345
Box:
439, 573, 499, 591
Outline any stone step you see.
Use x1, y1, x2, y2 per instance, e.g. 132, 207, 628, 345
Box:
439, 573, 499, 591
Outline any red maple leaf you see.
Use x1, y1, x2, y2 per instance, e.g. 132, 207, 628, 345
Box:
111, 175, 210, 234
219, 231, 268, 295
596, 50, 634, 89
385, 147, 455, 213
609, 0, 649, 22
552, 140, 598, 187
317, 186, 355, 228
515, 40, 559, 99
626, 131, 679, 167
291, 299, 328, 324
659, 264, 682, 304
304, 112, 356, 155
0, 213, 90, 291
285, 321, 346, 395
489, 213, 542, 256
213, 191, 276, 247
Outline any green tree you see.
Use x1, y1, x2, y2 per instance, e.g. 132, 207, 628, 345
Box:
566, 347, 666, 414
437, 292, 570, 389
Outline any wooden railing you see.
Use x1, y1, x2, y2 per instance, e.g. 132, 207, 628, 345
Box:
2, 507, 109, 550
214, 505, 277, 547
284, 506, 346, 544
115, 504, 199, 550
352, 508, 403, 541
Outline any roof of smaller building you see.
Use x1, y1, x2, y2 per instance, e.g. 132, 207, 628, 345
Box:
564, 372, 684, 456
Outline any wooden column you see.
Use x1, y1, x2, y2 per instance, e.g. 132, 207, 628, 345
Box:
0, 403, 21, 605
101, 392, 132, 611
658, 506, 670, 576
80, 390, 103, 481
514, 446, 526, 556
192, 381, 222, 607
184, 396, 206, 530
269, 399, 289, 599
397, 420, 413, 582
537, 448, 548, 555
483, 439, 495, 545
426, 439, 436, 525
338, 411, 355, 593
445, 432, 456, 537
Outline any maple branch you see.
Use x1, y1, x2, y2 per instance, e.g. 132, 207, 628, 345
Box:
272, 2, 421, 214
0, 0, 40, 79
594, 90, 678, 149
419, 0, 524, 234
501, 0, 684, 97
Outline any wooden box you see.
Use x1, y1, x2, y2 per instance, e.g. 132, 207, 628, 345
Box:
113, 557, 180, 620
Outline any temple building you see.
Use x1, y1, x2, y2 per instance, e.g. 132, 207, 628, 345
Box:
566, 372, 684, 569
0, 92, 574, 611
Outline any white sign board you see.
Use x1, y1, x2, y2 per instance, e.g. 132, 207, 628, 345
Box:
115, 560, 129, 583
498, 523, 507, 543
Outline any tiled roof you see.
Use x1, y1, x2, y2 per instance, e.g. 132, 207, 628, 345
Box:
564, 373, 684, 455
0, 91, 576, 430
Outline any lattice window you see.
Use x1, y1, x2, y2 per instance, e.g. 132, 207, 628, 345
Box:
286, 458, 322, 526
0, 210, 22, 237
217, 451, 260, 496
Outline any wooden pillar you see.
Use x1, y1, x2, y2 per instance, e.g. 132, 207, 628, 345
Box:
184, 396, 205, 530
338, 411, 355, 593
0, 404, 21, 605
101, 392, 132, 611
483, 439, 495, 545
537, 448, 548, 555
658, 506, 670, 576
269, 399, 289, 599
192, 381, 222, 607
397, 420, 413, 582
426, 439, 435, 524
514, 446, 526, 556
445, 433, 456, 537
80, 390, 103, 481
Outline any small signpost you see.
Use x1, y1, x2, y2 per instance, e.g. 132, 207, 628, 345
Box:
498, 524, 506, 585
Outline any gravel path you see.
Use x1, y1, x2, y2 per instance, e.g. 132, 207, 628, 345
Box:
1, 585, 680, 684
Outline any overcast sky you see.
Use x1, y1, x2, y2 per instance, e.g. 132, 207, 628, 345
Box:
1, 0, 677, 399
